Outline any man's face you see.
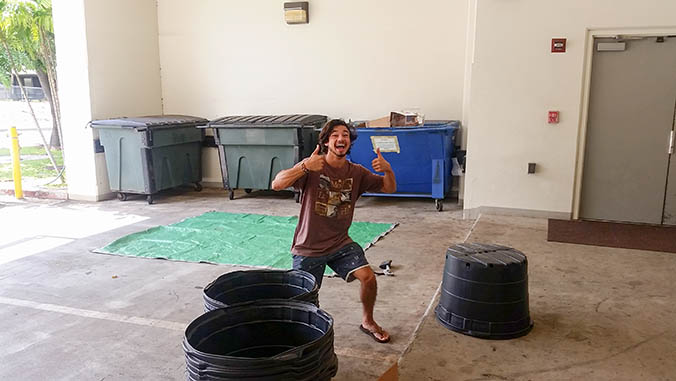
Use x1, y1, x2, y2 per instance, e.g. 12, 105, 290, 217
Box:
325, 125, 351, 157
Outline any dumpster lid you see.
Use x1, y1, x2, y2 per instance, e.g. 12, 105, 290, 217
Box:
207, 114, 327, 128
355, 120, 460, 131
90, 115, 209, 129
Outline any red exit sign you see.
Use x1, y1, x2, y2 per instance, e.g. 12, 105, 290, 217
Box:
551, 38, 566, 53
548, 111, 560, 124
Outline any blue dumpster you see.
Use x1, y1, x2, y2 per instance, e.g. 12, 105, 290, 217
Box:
347, 121, 460, 211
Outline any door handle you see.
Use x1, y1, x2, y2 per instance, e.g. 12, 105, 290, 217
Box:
669, 130, 675, 155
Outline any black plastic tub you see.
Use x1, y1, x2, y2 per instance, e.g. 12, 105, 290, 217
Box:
203, 269, 319, 311
183, 300, 338, 381
435, 243, 533, 339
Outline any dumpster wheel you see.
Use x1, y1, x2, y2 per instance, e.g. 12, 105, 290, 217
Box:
244, 188, 252, 193
147, 195, 154, 205
435, 199, 443, 212
228, 190, 235, 200
117, 192, 128, 201
194, 183, 203, 192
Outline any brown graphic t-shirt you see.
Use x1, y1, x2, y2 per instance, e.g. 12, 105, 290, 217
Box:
291, 160, 384, 257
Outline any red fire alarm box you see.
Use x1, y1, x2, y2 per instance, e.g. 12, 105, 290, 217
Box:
551, 38, 566, 53
548, 111, 560, 124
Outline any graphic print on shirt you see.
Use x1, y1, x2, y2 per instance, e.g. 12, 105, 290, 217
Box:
315, 174, 353, 218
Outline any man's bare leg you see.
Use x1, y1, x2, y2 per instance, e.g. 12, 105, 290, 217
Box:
352, 266, 390, 342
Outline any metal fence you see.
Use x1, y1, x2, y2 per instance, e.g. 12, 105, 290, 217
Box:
0, 85, 46, 101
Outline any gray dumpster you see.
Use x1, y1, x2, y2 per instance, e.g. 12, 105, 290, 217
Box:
206, 115, 327, 200
91, 115, 208, 204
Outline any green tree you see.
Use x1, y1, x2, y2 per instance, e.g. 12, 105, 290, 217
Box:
0, 0, 62, 182
17, 0, 62, 149
0, 43, 29, 87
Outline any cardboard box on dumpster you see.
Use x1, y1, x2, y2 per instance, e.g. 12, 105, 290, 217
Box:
365, 111, 424, 128
366, 116, 391, 128
390, 111, 421, 127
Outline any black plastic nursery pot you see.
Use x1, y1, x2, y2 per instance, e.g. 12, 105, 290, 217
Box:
183, 300, 337, 380
435, 243, 533, 339
202, 269, 319, 311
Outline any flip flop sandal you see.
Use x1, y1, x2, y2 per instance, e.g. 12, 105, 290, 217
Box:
360, 324, 391, 343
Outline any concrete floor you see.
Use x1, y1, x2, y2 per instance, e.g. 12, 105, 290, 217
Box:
0, 189, 675, 380
399, 215, 676, 381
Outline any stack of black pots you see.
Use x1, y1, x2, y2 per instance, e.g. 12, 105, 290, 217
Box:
203, 269, 319, 311
183, 269, 337, 381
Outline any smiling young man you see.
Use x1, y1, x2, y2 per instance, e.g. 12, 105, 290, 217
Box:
272, 118, 396, 343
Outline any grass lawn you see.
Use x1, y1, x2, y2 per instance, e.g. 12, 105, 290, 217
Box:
0, 146, 57, 156
0, 146, 64, 181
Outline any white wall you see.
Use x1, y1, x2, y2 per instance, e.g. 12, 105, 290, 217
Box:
463, 0, 676, 216
53, 0, 98, 199
53, 0, 163, 200
157, 0, 468, 121
57, 0, 675, 212
84, 0, 163, 118
157, 0, 469, 186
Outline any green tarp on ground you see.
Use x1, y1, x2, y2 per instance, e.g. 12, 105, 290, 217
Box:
95, 211, 396, 275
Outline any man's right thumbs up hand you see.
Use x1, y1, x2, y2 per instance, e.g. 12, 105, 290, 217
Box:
303, 145, 325, 172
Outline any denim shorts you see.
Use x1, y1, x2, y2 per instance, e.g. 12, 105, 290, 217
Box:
292, 242, 369, 288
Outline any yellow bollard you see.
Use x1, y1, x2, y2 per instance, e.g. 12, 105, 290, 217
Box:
10, 127, 23, 199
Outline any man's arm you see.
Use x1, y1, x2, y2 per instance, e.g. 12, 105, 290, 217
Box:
271, 145, 324, 191
380, 168, 396, 193
271, 162, 307, 191
371, 148, 396, 193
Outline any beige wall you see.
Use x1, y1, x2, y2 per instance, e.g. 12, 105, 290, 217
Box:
84, 0, 163, 118
55, 0, 676, 212
463, 0, 676, 215
53, 0, 163, 200
157, 0, 468, 121
157, 0, 469, 186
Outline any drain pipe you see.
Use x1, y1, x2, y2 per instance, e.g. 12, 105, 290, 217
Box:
10, 127, 23, 199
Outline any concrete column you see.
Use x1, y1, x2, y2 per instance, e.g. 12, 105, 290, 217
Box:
52, 0, 163, 201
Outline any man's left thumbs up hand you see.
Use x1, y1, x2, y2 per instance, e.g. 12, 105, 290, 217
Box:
371, 147, 392, 173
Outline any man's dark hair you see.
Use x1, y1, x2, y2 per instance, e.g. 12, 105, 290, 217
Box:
317, 118, 358, 154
